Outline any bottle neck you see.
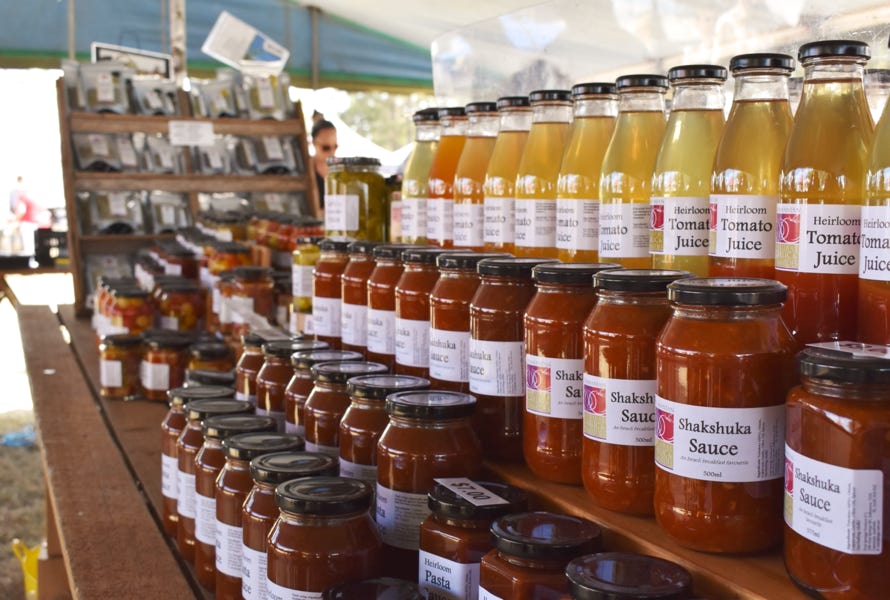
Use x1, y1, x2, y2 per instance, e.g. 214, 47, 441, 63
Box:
279, 508, 368, 527
264, 356, 288, 366
618, 89, 666, 113
498, 108, 532, 132
466, 113, 499, 137
314, 380, 348, 393
440, 116, 468, 136
390, 414, 471, 429
672, 303, 783, 322
802, 57, 867, 83
597, 289, 670, 307
733, 71, 791, 102
415, 122, 441, 142
671, 80, 725, 111
574, 95, 617, 118
203, 437, 224, 450
433, 512, 489, 530
532, 101, 572, 123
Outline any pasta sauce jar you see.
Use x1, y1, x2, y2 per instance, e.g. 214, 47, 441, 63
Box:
312, 238, 351, 349
654, 278, 797, 552
523, 262, 618, 483
234, 333, 267, 404
285, 349, 361, 435
341, 240, 383, 354
324, 578, 424, 599
366, 244, 414, 369
784, 343, 890, 598
565, 552, 693, 599
255, 340, 319, 432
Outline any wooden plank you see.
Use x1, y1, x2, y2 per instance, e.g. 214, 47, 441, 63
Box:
37, 555, 72, 600
73, 172, 308, 194
69, 111, 305, 136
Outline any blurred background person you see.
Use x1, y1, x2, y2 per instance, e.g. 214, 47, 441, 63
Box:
311, 119, 337, 211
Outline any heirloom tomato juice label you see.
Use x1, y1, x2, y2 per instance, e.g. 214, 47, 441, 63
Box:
860, 205, 890, 281
709, 194, 776, 259
775, 203, 860, 273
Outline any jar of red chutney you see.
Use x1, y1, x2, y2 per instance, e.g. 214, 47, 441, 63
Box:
284, 348, 360, 435
341, 240, 383, 354
366, 244, 415, 369
313, 237, 351, 349
255, 340, 320, 431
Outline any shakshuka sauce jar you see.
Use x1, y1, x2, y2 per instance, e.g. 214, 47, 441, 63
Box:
304, 360, 389, 456
582, 269, 691, 515
784, 344, 890, 599
654, 278, 797, 552
523, 262, 619, 483
418, 480, 528, 600
324, 577, 424, 599
367, 244, 415, 369
339, 374, 430, 486
429, 252, 509, 392
285, 349, 362, 435
266, 477, 384, 596
214, 432, 304, 600
565, 552, 694, 600
256, 340, 315, 432
468, 257, 557, 461
313, 237, 351, 349
377, 391, 482, 581
479, 512, 603, 600
242, 452, 340, 600
234, 332, 267, 404
341, 240, 383, 354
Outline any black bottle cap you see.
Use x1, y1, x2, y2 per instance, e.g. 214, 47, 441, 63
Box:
346, 374, 429, 401
189, 342, 231, 361
318, 237, 353, 252
412, 108, 440, 123
566, 552, 694, 600
615, 74, 669, 89
437, 252, 511, 270
465, 101, 498, 114
595, 269, 693, 293
667, 278, 786, 306
438, 106, 466, 118
798, 343, 890, 385
529, 89, 572, 103
373, 244, 425, 260
572, 82, 617, 96
184, 369, 236, 388
202, 414, 277, 440
168, 384, 234, 407
491, 511, 602, 561
185, 398, 253, 422
532, 263, 621, 285
428, 481, 528, 521
262, 339, 329, 359
310, 360, 389, 384
291, 349, 365, 370
275, 476, 372, 515
668, 64, 728, 81
401, 247, 453, 264
729, 53, 795, 73
798, 40, 870, 61
496, 96, 531, 110
477, 257, 558, 278
385, 390, 476, 420
347, 240, 384, 256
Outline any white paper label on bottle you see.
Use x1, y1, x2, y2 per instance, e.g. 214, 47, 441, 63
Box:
418, 551, 481, 600
484, 196, 514, 245
479, 588, 504, 600
140, 360, 170, 391
433, 478, 509, 506
177, 470, 196, 518
257, 78, 275, 108
144, 89, 164, 110
599, 202, 650, 258
427, 199, 454, 243
207, 148, 224, 170
653, 396, 784, 483
303, 440, 339, 457
215, 520, 243, 577
453, 202, 484, 247
291, 264, 314, 298
582, 374, 656, 446
859, 205, 890, 281
262, 136, 284, 161
161, 453, 178, 500
556, 199, 599, 251
524, 355, 584, 419
429, 328, 470, 382
88, 133, 110, 157
325, 194, 360, 232
468, 339, 524, 397
158, 147, 175, 170
195, 492, 217, 544
159, 315, 179, 331
266, 579, 324, 600
312, 296, 341, 337
242, 545, 268, 600
514, 199, 556, 248
96, 71, 115, 102
784, 445, 883, 555
117, 138, 138, 167
709, 194, 776, 260
366, 308, 396, 354
775, 203, 860, 274
100, 359, 123, 388
401, 196, 427, 240
650, 196, 710, 257
164, 262, 182, 276
339, 458, 378, 483
341, 302, 368, 346
395, 317, 430, 368
376, 484, 429, 550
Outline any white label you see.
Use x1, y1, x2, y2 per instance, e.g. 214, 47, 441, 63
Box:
556, 199, 598, 251
427, 199, 454, 243
195, 492, 217, 544
291, 264, 314, 298
164, 262, 183, 277
216, 520, 243, 577
100, 359, 123, 388
709, 194, 776, 259
177, 470, 196, 518
242, 545, 268, 600
479, 588, 504, 600
775, 203, 860, 274
168, 120, 216, 147
366, 308, 396, 354
262, 136, 284, 161
514, 199, 556, 248
117, 138, 138, 167
807, 341, 890, 359
418, 551, 480, 600
339, 458, 377, 483
653, 397, 784, 482
161, 453, 178, 500
784, 445, 883, 555
303, 440, 339, 457
341, 302, 367, 346
108, 191, 129, 216
160, 204, 177, 225
429, 329, 470, 382
468, 339, 524, 397
651, 196, 710, 257
266, 579, 323, 600
88, 133, 110, 157
145, 89, 164, 110
325, 194, 360, 232
860, 205, 890, 281
96, 71, 114, 102
524, 355, 584, 419
395, 317, 430, 368
599, 202, 650, 258
582, 374, 655, 446
401, 196, 427, 240
453, 202, 484, 247
484, 197, 514, 245
376, 484, 429, 550
312, 296, 341, 337
140, 360, 170, 391
257, 78, 275, 108
157, 147, 175, 170
433, 478, 509, 506
160, 315, 179, 331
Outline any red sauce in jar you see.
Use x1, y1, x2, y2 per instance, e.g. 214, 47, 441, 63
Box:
366, 244, 414, 369
341, 240, 383, 354
284, 349, 362, 435
234, 333, 265, 404
313, 238, 351, 349
565, 552, 693, 599
255, 340, 314, 432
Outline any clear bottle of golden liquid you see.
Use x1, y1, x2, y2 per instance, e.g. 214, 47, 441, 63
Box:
483, 97, 532, 254
709, 54, 794, 279
427, 107, 468, 248
453, 102, 499, 250
556, 83, 617, 262
650, 65, 727, 276
599, 75, 668, 268
401, 108, 440, 244
514, 90, 573, 258
777, 40, 874, 344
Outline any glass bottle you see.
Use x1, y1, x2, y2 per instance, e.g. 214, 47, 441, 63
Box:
366, 244, 414, 370
565, 553, 693, 600
427, 107, 468, 248
313, 237, 351, 349
341, 240, 383, 354
401, 108, 440, 244
285, 349, 363, 436
453, 101, 499, 250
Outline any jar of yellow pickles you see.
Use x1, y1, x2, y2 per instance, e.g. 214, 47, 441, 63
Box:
324, 157, 387, 241
291, 236, 321, 332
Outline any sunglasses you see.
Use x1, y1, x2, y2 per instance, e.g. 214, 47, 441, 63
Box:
317, 144, 337, 152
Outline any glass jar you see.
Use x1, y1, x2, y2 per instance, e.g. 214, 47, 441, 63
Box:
377, 390, 482, 581
141, 333, 192, 401
188, 341, 233, 372
158, 282, 204, 332
452, 101, 499, 251
291, 236, 322, 328
784, 344, 890, 598
216, 272, 237, 338
582, 270, 691, 515
109, 287, 154, 335
285, 348, 361, 435
401, 107, 441, 245
479, 512, 602, 599
98, 333, 143, 399
234, 332, 269, 404
654, 278, 798, 552
242, 452, 340, 600
185, 368, 236, 388
427, 107, 468, 248
418, 481, 528, 600
565, 552, 693, 599
208, 242, 253, 276
367, 244, 414, 369
164, 246, 198, 279
273, 273, 291, 328
256, 340, 320, 432
523, 263, 619, 483
231, 266, 275, 321
324, 577, 424, 599
267, 477, 384, 595
395, 247, 451, 377
468, 257, 557, 461
341, 240, 383, 354
313, 238, 351, 349
325, 157, 387, 240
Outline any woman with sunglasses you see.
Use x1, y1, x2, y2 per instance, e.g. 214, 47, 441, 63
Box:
311, 119, 338, 210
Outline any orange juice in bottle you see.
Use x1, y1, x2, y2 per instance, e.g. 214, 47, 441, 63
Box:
777, 40, 874, 344
401, 108, 440, 244
650, 65, 726, 276
453, 102, 499, 250
556, 83, 617, 262
514, 90, 572, 258
483, 96, 532, 253
709, 54, 794, 279
599, 75, 668, 268
427, 107, 468, 248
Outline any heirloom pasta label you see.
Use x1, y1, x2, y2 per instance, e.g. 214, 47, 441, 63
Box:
525, 355, 584, 419
583, 374, 656, 446
418, 550, 480, 600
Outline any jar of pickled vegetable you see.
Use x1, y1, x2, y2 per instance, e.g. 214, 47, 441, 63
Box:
141, 333, 192, 401
291, 236, 322, 331
164, 246, 198, 279
285, 348, 360, 435
98, 333, 143, 399
325, 157, 387, 240
231, 266, 275, 321
109, 287, 153, 335
313, 238, 351, 349
158, 282, 204, 332
208, 242, 252, 275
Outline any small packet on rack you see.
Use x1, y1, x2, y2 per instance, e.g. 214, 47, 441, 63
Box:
72, 133, 122, 172
255, 136, 293, 174
131, 77, 179, 116
143, 135, 183, 174
146, 191, 192, 233
244, 73, 287, 120
231, 137, 259, 174
193, 78, 239, 118
78, 191, 145, 235
115, 134, 141, 173
79, 62, 133, 114
193, 137, 231, 174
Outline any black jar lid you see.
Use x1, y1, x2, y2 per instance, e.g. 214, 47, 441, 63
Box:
616, 74, 669, 89
730, 53, 794, 72
203, 414, 277, 440
328, 156, 381, 167
532, 263, 621, 285
529, 89, 572, 103
412, 108, 440, 123
401, 247, 453, 264
318, 237, 353, 252
798, 343, 890, 385
323, 578, 424, 600
241, 332, 267, 348
100, 333, 143, 347
215, 242, 252, 255
496, 96, 531, 109
346, 374, 430, 401
250, 451, 339, 483
186, 398, 253, 422
231, 265, 273, 281
566, 552, 694, 600
667, 64, 728, 81
168, 384, 234, 407
275, 476, 372, 515
373, 243, 423, 260
113, 287, 150, 299
147, 333, 193, 350
437, 252, 511, 270
478, 257, 558, 278
798, 40, 870, 61
292, 349, 365, 370
310, 360, 389, 384
667, 277, 786, 306
491, 511, 602, 561
572, 82, 616, 96
347, 240, 384, 256
595, 269, 693, 293
160, 281, 201, 293
189, 342, 231, 361
437, 106, 466, 118
428, 480, 528, 521
385, 390, 476, 419
185, 368, 236, 388
465, 101, 498, 114
296, 235, 325, 245
224, 432, 305, 461
263, 339, 328, 359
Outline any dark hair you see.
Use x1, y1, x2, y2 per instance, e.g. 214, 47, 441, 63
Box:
311, 120, 336, 139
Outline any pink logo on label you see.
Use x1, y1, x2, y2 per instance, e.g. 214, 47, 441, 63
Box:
785, 457, 793, 494
709, 202, 718, 231
650, 203, 664, 231
656, 408, 673, 444
777, 213, 800, 244
583, 384, 606, 417
526, 363, 550, 392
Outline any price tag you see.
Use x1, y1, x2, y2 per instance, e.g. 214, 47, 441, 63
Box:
117, 138, 138, 167
807, 341, 890, 359
168, 120, 216, 147
157, 146, 175, 169
88, 134, 110, 157
433, 478, 509, 507
261, 136, 284, 161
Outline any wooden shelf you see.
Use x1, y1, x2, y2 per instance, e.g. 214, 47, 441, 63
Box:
79, 233, 175, 253
73, 172, 308, 193
69, 111, 306, 137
